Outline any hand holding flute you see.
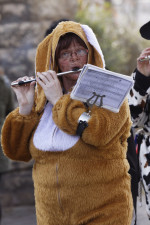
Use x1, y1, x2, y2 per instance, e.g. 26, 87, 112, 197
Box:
11, 76, 36, 115
137, 47, 150, 77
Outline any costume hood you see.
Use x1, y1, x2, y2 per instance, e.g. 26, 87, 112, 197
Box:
35, 21, 105, 113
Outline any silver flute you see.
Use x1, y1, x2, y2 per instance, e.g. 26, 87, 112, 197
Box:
139, 55, 150, 62
11, 68, 82, 86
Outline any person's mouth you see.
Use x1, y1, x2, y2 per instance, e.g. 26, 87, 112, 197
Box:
72, 67, 80, 72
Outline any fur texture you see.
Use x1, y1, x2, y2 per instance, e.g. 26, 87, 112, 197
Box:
1, 21, 133, 225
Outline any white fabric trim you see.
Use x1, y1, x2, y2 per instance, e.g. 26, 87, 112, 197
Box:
33, 103, 79, 151
81, 24, 105, 68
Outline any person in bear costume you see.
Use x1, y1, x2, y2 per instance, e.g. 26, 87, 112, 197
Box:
1, 21, 133, 225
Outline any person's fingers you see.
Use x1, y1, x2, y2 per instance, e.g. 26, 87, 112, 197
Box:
141, 49, 150, 57
37, 71, 57, 81
36, 72, 48, 84
46, 70, 57, 80
37, 71, 57, 86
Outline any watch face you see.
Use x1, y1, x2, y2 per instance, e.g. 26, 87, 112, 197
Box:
140, 21, 150, 40
77, 112, 91, 136
78, 112, 91, 123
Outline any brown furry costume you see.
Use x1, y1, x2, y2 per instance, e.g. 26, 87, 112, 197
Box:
1, 21, 133, 225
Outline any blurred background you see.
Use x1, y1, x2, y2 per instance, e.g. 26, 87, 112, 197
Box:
0, 0, 150, 224
0, 0, 150, 81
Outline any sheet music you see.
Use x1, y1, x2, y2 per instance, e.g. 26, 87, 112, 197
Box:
71, 64, 133, 113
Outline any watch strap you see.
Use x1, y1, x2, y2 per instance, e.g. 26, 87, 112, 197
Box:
76, 120, 88, 136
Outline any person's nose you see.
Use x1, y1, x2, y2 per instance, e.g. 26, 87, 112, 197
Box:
70, 51, 78, 61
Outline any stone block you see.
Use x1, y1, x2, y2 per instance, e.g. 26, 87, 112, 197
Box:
0, 161, 35, 206
1, 3, 29, 23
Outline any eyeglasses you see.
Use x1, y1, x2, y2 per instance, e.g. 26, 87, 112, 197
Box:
59, 48, 88, 60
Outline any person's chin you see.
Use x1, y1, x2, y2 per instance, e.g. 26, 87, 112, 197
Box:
68, 73, 79, 80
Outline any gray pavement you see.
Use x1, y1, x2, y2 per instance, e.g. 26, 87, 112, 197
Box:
137, 196, 150, 224
1, 205, 36, 225
1, 195, 150, 225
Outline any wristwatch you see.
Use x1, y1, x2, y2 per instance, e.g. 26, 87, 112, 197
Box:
76, 112, 91, 136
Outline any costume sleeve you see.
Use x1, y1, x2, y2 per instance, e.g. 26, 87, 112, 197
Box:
128, 69, 150, 128
1, 107, 39, 162
52, 94, 131, 147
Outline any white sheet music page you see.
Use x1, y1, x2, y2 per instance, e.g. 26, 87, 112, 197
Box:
70, 64, 133, 113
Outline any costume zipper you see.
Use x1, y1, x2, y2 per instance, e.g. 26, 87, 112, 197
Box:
52, 126, 57, 149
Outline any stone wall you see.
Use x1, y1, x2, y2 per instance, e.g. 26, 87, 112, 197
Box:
0, 0, 77, 207
0, 161, 35, 206
0, 0, 78, 81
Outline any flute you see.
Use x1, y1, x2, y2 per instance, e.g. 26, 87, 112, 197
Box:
139, 55, 150, 62
11, 68, 82, 86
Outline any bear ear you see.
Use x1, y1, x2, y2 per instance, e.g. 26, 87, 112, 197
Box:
139, 21, 150, 40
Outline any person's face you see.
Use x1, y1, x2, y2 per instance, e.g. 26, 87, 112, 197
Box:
58, 40, 88, 83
